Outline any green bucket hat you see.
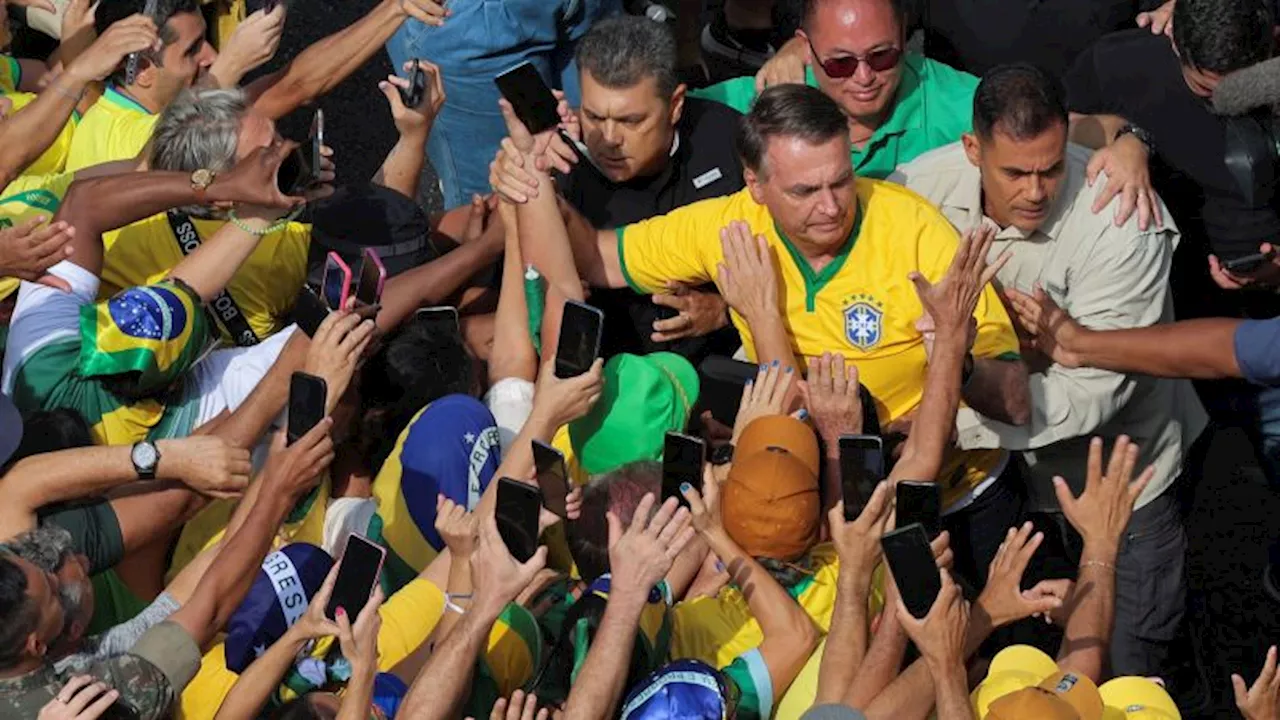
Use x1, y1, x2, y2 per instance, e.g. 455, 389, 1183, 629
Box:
568, 352, 699, 476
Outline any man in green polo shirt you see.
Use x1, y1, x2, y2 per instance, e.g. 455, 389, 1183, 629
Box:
691, 0, 975, 180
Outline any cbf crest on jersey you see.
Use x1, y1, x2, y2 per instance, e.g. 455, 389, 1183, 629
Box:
843, 294, 884, 351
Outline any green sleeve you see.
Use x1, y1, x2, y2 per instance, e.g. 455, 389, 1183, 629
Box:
722, 648, 774, 720
687, 75, 760, 115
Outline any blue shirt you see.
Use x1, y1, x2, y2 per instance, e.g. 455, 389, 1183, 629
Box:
1235, 317, 1280, 386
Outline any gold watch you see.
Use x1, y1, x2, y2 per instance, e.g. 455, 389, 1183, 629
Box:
191, 168, 216, 203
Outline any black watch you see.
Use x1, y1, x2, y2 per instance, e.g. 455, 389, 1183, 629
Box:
1114, 123, 1155, 153
710, 443, 735, 466
131, 441, 160, 480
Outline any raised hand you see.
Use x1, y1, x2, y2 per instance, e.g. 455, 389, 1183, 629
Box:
1136, 0, 1175, 37
209, 141, 306, 212
732, 361, 795, 444
909, 224, 1006, 355
0, 216, 74, 290
488, 690, 548, 720
827, 481, 893, 586
608, 493, 695, 598
1003, 284, 1084, 369
335, 584, 384, 673
64, 14, 159, 84
805, 352, 863, 449
530, 356, 605, 429
471, 512, 549, 614
896, 567, 969, 671
681, 465, 724, 539
302, 308, 377, 414
1054, 436, 1153, 555
379, 60, 446, 139
976, 522, 1063, 628
436, 495, 479, 560
1234, 646, 1280, 720
714, 221, 779, 325
261, 419, 336, 498
292, 564, 343, 640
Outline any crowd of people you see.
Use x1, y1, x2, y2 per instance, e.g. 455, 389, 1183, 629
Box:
0, 0, 1277, 717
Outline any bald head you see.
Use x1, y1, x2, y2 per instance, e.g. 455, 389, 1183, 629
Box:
801, 0, 908, 34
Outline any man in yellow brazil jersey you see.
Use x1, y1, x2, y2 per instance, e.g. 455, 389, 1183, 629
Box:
493, 83, 1031, 590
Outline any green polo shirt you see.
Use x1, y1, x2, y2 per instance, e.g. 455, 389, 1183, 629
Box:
689, 52, 978, 179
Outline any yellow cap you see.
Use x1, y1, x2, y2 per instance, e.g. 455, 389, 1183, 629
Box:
1099, 677, 1181, 720
972, 645, 1062, 717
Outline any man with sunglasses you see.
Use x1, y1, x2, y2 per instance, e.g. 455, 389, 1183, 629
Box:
691, 0, 977, 181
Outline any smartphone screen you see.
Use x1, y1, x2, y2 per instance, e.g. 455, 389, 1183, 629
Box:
662, 432, 705, 509
277, 149, 305, 195
287, 372, 327, 445
554, 300, 603, 379
402, 61, 426, 107
697, 356, 758, 427
532, 440, 569, 520
324, 534, 386, 620
881, 523, 941, 619
896, 481, 942, 540
355, 249, 386, 307
496, 478, 542, 563
838, 435, 884, 520
292, 285, 330, 338
322, 253, 351, 311
493, 62, 562, 134
413, 306, 461, 340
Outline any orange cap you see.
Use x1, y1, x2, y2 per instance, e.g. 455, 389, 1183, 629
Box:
722, 416, 821, 561
988, 671, 1105, 720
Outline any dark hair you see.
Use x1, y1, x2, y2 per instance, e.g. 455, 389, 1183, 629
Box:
94, 0, 202, 85
735, 84, 849, 175
575, 15, 680, 99
567, 461, 661, 583
972, 63, 1068, 142
1172, 0, 1274, 74
801, 0, 912, 34
356, 320, 477, 475
266, 696, 331, 720
9, 409, 93, 464
0, 555, 40, 670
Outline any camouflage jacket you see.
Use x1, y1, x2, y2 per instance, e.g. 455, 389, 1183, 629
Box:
0, 653, 175, 719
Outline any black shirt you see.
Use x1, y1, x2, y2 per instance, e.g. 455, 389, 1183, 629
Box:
559, 97, 745, 362
1065, 29, 1280, 319
919, 0, 1162, 80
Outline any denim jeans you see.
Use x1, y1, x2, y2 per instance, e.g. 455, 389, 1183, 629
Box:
385, 0, 621, 209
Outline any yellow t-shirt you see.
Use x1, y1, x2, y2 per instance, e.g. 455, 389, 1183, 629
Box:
65, 85, 157, 172
98, 213, 310, 344
0, 172, 73, 301
617, 181, 1021, 505
178, 576, 446, 720
0, 55, 22, 93
1, 91, 79, 177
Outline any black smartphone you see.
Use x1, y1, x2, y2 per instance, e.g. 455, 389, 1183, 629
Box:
401, 60, 427, 108
696, 356, 759, 427
1224, 248, 1277, 273
496, 478, 543, 563
881, 523, 941, 619
324, 534, 387, 621
896, 481, 942, 540
493, 61, 561, 135
413, 306, 461, 341
838, 435, 884, 521
554, 300, 604, 379
287, 372, 327, 445
354, 248, 387, 307
276, 146, 312, 195
311, 109, 325, 185
292, 285, 330, 338
532, 440, 570, 520
662, 432, 705, 509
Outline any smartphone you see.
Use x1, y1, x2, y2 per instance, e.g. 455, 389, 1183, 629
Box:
896, 481, 942, 540
1224, 248, 1277, 273
287, 372, 328, 445
554, 300, 604, 379
838, 435, 884, 521
292, 284, 330, 337
881, 523, 942, 619
355, 248, 387, 307
662, 432, 705, 509
494, 61, 562, 135
401, 60, 427, 108
696, 356, 759, 427
124, 0, 160, 85
496, 478, 543, 563
532, 440, 570, 520
413, 305, 461, 340
311, 110, 325, 183
324, 534, 387, 621
322, 252, 353, 311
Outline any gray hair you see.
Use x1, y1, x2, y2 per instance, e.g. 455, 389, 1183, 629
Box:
150, 87, 248, 217
736, 84, 849, 177
2, 526, 75, 574
575, 15, 680, 99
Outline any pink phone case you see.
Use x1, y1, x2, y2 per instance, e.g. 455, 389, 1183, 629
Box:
324, 251, 352, 310
362, 248, 387, 304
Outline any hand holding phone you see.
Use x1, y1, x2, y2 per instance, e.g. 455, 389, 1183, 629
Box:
662, 432, 705, 509
287, 372, 327, 445
496, 478, 542, 563
881, 523, 941, 619
355, 248, 387, 307
401, 60, 428, 108
324, 534, 387, 620
838, 435, 884, 520
494, 61, 562, 135
554, 300, 604, 379
532, 441, 570, 520
696, 356, 759, 427
1223, 247, 1278, 274
322, 252, 353, 311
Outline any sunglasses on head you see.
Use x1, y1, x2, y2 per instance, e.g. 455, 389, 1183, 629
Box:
806, 37, 903, 78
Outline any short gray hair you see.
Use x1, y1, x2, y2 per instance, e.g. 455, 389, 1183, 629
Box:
2, 526, 75, 573
150, 87, 247, 174
575, 15, 679, 99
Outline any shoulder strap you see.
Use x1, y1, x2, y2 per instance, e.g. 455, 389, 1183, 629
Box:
166, 210, 261, 347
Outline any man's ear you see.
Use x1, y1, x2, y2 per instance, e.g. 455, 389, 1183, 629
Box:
24, 632, 46, 660
669, 84, 686, 127
961, 132, 981, 167
745, 166, 766, 205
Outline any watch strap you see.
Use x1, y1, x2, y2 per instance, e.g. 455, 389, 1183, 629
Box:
1114, 123, 1155, 153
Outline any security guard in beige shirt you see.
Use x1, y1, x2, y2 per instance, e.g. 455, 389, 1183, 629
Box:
890, 64, 1207, 683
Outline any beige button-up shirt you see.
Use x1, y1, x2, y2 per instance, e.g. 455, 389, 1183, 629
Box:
889, 142, 1207, 510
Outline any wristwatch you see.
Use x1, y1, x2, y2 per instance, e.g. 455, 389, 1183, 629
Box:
1114, 124, 1155, 153
190, 168, 216, 203
710, 443, 735, 466
131, 441, 161, 480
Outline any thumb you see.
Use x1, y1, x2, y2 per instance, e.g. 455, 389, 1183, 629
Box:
466, 194, 486, 236
377, 80, 405, 113
37, 274, 72, 292
908, 271, 931, 298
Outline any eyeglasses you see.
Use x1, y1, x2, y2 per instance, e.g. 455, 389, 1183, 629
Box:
806, 37, 903, 78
